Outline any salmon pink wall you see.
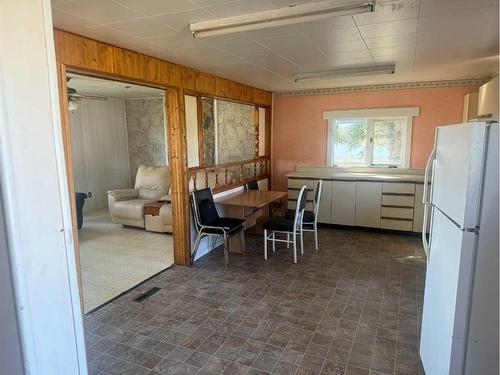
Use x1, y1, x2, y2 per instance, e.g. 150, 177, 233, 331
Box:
272, 86, 479, 190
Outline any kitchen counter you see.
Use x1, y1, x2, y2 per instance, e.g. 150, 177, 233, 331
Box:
286, 171, 425, 183
286, 165, 426, 232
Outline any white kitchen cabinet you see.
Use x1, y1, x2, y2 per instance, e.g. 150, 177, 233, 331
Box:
413, 184, 424, 232
317, 180, 332, 223
332, 181, 356, 225
355, 182, 382, 228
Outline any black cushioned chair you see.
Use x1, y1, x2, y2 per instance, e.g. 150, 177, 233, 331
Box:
262, 185, 307, 264
191, 188, 245, 269
284, 180, 323, 250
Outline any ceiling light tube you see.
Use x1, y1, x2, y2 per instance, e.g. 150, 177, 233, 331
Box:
294, 64, 396, 82
191, 0, 375, 38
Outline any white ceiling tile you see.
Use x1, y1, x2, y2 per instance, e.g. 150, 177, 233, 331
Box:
365, 33, 416, 49
106, 17, 177, 38
358, 18, 418, 39
113, 0, 199, 16
293, 15, 356, 33
354, 0, 420, 26
319, 40, 368, 55
216, 40, 272, 55
54, 0, 144, 24
370, 45, 415, 57
205, 0, 276, 18
153, 8, 214, 32
256, 34, 315, 52
191, 0, 236, 6
51, 8, 97, 30
51, 0, 498, 91
322, 48, 373, 61
197, 32, 253, 47
243, 24, 300, 40
300, 26, 362, 45
145, 32, 201, 50
419, 0, 497, 17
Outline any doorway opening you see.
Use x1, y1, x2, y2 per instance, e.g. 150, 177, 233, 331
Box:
66, 73, 174, 313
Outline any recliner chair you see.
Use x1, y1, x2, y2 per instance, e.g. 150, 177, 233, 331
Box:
107, 165, 173, 232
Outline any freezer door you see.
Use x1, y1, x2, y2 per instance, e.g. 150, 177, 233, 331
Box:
432, 123, 487, 228
420, 209, 477, 375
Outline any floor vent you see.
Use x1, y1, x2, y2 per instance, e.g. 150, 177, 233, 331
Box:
133, 287, 161, 302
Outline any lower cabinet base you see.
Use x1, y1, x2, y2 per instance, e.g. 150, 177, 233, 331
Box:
318, 222, 421, 234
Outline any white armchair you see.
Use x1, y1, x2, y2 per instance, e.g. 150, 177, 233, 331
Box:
107, 165, 172, 232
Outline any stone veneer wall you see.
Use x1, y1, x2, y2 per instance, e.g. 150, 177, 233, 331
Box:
216, 100, 255, 164
125, 98, 167, 183
201, 97, 216, 166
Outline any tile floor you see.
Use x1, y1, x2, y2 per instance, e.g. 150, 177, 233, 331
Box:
80, 209, 174, 312
84, 227, 426, 375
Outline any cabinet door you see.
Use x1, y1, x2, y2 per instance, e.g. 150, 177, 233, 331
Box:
355, 181, 382, 228
331, 181, 356, 225
413, 184, 424, 232
316, 180, 332, 223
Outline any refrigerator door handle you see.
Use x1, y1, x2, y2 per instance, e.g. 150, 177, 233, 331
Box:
422, 148, 436, 257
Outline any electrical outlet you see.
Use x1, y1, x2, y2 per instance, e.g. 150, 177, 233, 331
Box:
88, 192, 92, 198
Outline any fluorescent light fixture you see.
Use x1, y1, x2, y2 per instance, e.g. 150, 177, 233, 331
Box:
294, 64, 396, 82
191, 0, 375, 38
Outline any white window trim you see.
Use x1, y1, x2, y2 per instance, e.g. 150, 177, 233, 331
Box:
323, 107, 420, 168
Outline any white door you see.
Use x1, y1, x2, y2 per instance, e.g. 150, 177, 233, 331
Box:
420, 209, 477, 375
355, 181, 381, 228
432, 123, 487, 228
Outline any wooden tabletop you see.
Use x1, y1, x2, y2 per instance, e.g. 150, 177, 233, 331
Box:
216, 190, 287, 209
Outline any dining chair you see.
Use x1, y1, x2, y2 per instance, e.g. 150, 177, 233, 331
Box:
262, 185, 307, 264
191, 188, 245, 269
246, 179, 284, 217
284, 180, 323, 250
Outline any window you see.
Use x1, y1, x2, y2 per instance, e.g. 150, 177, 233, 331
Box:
324, 107, 419, 168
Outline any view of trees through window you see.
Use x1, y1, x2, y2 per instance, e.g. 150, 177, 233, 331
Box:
333, 117, 406, 167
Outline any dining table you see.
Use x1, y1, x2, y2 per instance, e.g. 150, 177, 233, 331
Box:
215, 189, 287, 254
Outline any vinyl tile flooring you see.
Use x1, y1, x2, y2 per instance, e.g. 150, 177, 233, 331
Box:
84, 227, 426, 375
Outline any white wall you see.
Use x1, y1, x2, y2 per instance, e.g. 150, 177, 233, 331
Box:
185, 95, 200, 168
70, 98, 131, 211
0, 0, 86, 373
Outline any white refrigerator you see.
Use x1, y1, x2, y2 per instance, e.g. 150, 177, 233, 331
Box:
419, 121, 499, 375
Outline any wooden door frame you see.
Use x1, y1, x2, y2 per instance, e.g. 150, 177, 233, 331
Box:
56, 65, 193, 305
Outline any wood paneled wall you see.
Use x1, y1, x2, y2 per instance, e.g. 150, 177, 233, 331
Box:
54, 29, 272, 268
53, 29, 272, 107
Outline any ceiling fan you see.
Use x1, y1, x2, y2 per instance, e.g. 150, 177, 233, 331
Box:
66, 77, 107, 111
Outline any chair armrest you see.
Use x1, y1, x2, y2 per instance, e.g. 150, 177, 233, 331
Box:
107, 189, 138, 201
160, 194, 171, 202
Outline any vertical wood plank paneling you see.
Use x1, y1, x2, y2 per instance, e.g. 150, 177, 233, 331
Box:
97, 43, 114, 74
166, 89, 191, 265
54, 29, 272, 106
57, 62, 83, 309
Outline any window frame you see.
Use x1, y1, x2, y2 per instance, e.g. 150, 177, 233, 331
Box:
323, 107, 420, 168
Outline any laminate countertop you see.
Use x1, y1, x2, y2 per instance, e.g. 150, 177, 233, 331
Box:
286, 171, 425, 183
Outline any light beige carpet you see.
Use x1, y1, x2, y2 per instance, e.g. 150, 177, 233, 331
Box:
79, 208, 174, 313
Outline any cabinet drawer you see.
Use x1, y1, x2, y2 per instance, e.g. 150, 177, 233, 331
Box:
380, 218, 413, 231
288, 188, 313, 200
382, 194, 415, 207
381, 207, 414, 219
288, 178, 315, 189
382, 182, 415, 194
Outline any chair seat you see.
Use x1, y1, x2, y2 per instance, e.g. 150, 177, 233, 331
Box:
284, 209, 315, 222
203, 217, 244, 235
263, 218, 294, 232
